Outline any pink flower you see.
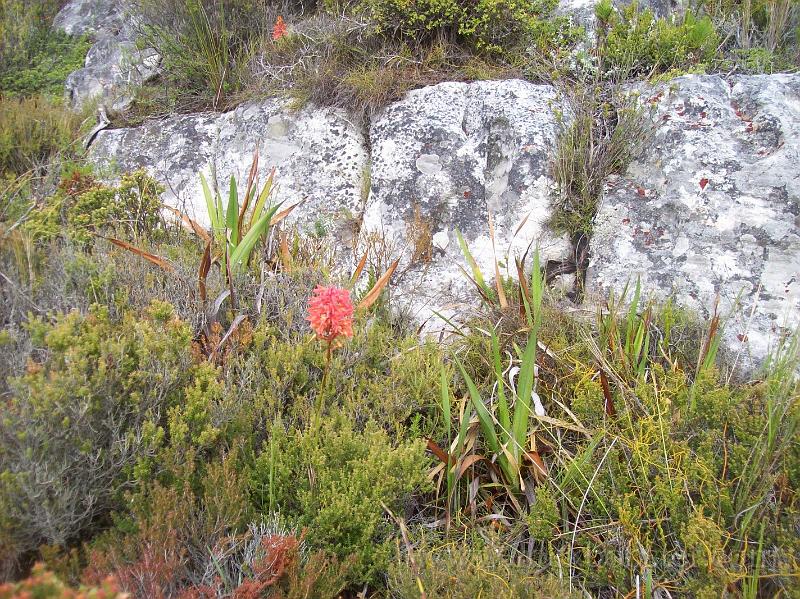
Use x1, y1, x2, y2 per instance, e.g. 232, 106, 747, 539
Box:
307, 285, 353, 347
272, 16, 287, 41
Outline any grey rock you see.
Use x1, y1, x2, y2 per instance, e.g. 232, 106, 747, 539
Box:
588, 74, 800, 372
363, 79, 570, 328
89, 101, 369, 244
65, 37, 160, 111
53, 0, 129, 36
55, 0, 159, 111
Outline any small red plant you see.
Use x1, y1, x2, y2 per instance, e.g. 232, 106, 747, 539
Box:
307, 285, 353, 425
272, 16, 287, 41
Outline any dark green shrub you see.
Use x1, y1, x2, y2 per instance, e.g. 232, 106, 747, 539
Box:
0, 0, 91, 97
251, 414, 430, 585
597, 2, 719, 78
0, 302, 193, 566
361, 0, 579, 55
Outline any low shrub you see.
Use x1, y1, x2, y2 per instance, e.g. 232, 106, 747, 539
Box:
361, 0, 578, 56
0, 0, 91, 98
0, 302, 193, 568
251, 414, 430, 585
24, 169, 165, 244
596, 2, 719, 78
0, 563, 124, 599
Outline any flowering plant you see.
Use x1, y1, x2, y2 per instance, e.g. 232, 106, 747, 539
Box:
272, 16, 287, 41
307, 285, 354, 349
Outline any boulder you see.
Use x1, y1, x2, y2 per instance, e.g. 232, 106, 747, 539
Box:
363, 79, 570, 327
89, 101, 369, 244
54, 0, 159, 111
588, 74, 800, 371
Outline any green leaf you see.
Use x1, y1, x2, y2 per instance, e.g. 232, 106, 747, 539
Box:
250, 167, 275, 229
200, 172, 222, 233
229, 202, 282, 268
226, 175, 239, 248
454, 356, 498, 456
491, 329, 511, 439
456, 229, 490, 297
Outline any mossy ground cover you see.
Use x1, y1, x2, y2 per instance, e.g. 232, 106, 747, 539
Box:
0, 163, 798, 597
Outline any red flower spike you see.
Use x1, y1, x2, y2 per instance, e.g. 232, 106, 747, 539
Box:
307, 285, 354, 347
272, 16, 287, 40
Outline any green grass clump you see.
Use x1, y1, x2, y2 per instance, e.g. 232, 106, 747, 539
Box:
388, 535, 581, 598
0, 96, 85, 177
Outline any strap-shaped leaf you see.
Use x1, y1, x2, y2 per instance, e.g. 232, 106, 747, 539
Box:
226, 175, 239, 247
229, 202, 282, 268
200, 172, 222, 233
454, 357, 499, 456
250, 167, 276, 229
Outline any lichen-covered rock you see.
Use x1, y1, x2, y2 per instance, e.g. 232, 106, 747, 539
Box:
89, 101, 368, 243
55, 0, 159, 111
363, 79, 569, 327
53, 0, 129, 36
588, 74, 800, 371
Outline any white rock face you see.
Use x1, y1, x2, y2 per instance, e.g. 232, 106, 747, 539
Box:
363, 80, 570, 327
54, 0, 159, 111
89, 101, 369, 243
588, 74, 800, 371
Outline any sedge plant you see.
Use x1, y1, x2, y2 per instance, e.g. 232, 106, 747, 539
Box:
447, 247, 546, 494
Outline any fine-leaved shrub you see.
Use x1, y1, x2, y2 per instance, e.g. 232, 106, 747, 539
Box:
361, 0, 579, 55
0, 0, 91, 98
596, 1, 719, 78
0, 302, 193, 569
252, 414, 430, 585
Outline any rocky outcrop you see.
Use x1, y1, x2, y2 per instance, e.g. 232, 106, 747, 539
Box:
63, 0, 799, 370
588, 74, 800, 370
363, 80, 569, 325
90, 101, 369, 244
89, 80, 569, 328
54, 0, 159, 111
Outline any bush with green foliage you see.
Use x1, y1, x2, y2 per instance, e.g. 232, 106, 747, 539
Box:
0, 0, 91, 98
596, 1, 719, 78
362, 0, 578, 55
0, 302, 193, 567
24, 169, 165, 244
251, 414, 430, 585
